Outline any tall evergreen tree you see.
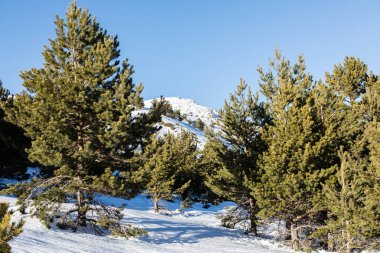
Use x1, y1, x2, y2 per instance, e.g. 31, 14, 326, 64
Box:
256, 51, 334, 249
354, 96, 380, 249
203, 79, 269, 235
4, 2, 162, 236
314, 57, 379, 250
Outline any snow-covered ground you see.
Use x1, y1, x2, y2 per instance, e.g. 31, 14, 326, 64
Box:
0, 194, 296, 253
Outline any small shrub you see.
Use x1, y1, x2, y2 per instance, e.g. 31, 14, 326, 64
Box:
0, 202, 24, 253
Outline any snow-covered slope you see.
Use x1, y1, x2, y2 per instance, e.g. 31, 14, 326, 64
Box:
1, 195, 296, 253
144, 97, 220, 148
145, 97, 219, 127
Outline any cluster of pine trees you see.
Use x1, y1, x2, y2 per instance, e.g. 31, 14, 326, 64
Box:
201, 52, 380, 252
0, 2, 379, 252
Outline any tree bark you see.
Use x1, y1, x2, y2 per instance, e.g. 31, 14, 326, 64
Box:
344, 221, 351, 253
248, 198, 258, 236
285, 220, 291, 240
249, 214, 258, 235
290, 222, 300, 251
327, 232, 335, 251
76, 190, 87, 227
153, 195, 159, 213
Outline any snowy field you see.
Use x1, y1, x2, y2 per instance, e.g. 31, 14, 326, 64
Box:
0, 195, 297, 253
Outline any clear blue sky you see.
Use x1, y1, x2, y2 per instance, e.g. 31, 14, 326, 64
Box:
1, 0, 380, 109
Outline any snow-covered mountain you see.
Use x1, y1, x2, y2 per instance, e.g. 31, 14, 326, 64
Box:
144, 97, 221, 148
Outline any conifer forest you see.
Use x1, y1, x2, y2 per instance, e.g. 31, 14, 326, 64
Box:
1, 2, 380, 253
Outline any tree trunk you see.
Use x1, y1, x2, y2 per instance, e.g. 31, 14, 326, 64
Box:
285, 220, 291, 240
345, 232, 351, 253
343, 222, 351, 253
290, 223, 300, 251
327, 233, 335, 251
249, 213, 258, 236
248, 198, 258, 236
76, 190, 87, 227
153, 195, 159, 213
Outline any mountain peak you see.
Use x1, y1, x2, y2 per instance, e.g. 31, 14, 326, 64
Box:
144, 97, 220, 148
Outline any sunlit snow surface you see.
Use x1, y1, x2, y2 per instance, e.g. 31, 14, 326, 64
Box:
0, 195, 300, 253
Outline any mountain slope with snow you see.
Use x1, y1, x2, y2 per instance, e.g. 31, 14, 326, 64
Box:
144, 97, 220, 148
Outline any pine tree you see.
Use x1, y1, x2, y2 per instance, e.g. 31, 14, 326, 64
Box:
0, 202, 24, 253
325, 57, 369, 105
203, 79, 269, 235
314, 57, 379, 250
361, 120, 380, 249
324, 57, 376, 158
316, 149, 379, 252
149, 96, 173, 118
194, 118, 205, 131
134, 131, 195, 212
149, 97, 184, 121
256, 51, 334, 249
3, 2, 162, 236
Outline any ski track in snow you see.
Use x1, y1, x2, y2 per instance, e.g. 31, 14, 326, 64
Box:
0, 195, 297, 253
